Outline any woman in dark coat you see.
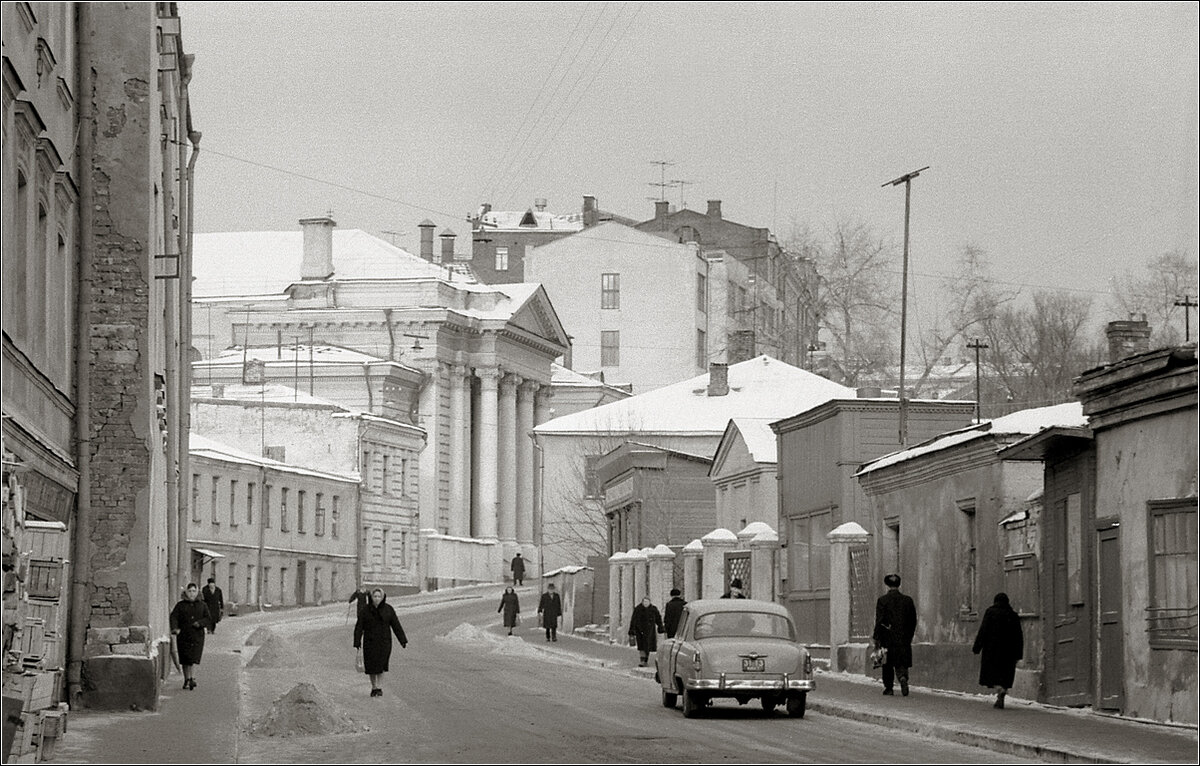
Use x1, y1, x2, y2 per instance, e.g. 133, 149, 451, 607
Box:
170, 582, 211, 690
354, 588, 408, 698
498, 586, 520, 635
972, 592, 1024, 709
628, 597, 664, 667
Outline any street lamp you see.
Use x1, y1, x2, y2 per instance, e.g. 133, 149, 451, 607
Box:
882, 166, 929, 446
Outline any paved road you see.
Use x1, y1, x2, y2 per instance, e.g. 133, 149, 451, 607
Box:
238, 594, 1031, 764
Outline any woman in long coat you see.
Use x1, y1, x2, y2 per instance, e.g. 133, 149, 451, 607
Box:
498, 587, 520, 635
170, 582, 211, 690
628, 597, 664, 667
354, 588, 408, 698
972, 592, 1024, 709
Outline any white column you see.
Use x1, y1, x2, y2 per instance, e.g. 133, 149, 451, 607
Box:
516, 381, 536, 546
630, 548, 649, 605
647, 544, 676, 606
701, 528, 738, 599
749, 527, 780, 602
682, 540, 704, 601
532, 387, 552, 573
608, 551, 627, 643
448, 364, 467, 537
828, 521, 871, 673
498, 374, 518, 547
474, 368, 500, 541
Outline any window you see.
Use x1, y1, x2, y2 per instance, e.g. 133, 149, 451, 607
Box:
958, 500, 978, 616
399, 459, 409, 497
330, 569, 338, 601
381, 528, 389, 567
583, 455, 602, 499
229, 479, 238, 526
331, 496, 340, 538
727, 281, 737, 317
789, 512, 831, 591
362, 451, 371, 488
280, 488, 290, 531
247, 482, 255, 525
601, 273, 620, 309
297, 490, 307, 533
697, 273, 707, 313
495, 247, 509, 271
264, 445, 286, 462
192, 474, 201, 522
211, 477, 219, 524
601, 330, 619, 367
313, 567, 323, 602
228, 563, 237, 603
1148, 498, 1198, 648
279, 567, 288, 605
696, 329, 707, 368
264, 484, 273, 528
246, 570, 254, 605
263, 567, 271, 603
382, 454, 390, 495
315, 493, 326, 536
400, 530, 408, 567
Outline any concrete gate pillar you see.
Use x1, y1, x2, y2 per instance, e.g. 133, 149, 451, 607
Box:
828, 521, 871, 673
647, 544, 675, 606
749, 527, 780, 602
701, 528, 738, 600
682, 539, 704, 601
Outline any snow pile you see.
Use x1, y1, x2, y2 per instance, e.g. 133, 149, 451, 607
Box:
247, 682, 361, 738
245, 626, 276, 646
438, 622, 580, 665
441, 622, 498, 644
247, 633, 301, 668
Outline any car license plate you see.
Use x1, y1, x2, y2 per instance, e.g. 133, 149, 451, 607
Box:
742, 657, 765, 672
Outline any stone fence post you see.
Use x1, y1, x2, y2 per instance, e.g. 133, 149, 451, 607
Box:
682, 540, 703, 601
701, 528, 738, 599
828, 521, 871, 673
608, 551, 627, 643
647, 544, 675, 606
624, 548, 647, 636
749, 527, 780, 602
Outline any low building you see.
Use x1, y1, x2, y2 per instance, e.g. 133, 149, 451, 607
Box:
187, 434, 359, 609
854, 402, 1086, 697
546, 363, 632, 421
709, 418, 780, 534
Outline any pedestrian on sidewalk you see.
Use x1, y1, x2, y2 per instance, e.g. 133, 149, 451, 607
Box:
353, 588, 408, 698
170, 582, 212, 690
537, 582, 562, 642
498, 586, 521, 636
972, 592, 1024, 709
202, 577, 224, 634
873, 573, 917, 697
663, 588, 687, 639
628, 597, 664, 667
511, 553, 526, 586
348, 583, 370, 620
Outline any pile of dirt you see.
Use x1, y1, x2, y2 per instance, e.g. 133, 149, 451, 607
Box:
247, 682, 361, 738
245, 626, 275, 646
247, 633, 301, 668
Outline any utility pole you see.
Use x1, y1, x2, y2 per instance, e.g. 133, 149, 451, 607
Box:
967, 337, 989, 423
882, 166, 929, 446
1174, 295, 1197, 342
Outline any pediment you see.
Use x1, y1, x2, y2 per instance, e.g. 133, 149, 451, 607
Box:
507, 286, 570, 349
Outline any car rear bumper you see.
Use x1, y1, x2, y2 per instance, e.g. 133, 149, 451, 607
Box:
685, 674, 815, 693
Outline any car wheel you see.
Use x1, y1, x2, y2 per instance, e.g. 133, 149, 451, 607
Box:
786, 692, 807, 718
761, 695, 778, 714
682, 690, 703, 718
662, 687, 678, 709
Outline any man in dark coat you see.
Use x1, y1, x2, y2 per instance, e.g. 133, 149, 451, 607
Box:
972, 592, 1024, 709
348, 584, 370, 619
873, 573, 917, 696
353, 588, 408, 698
202, 578, 224, 634
628, 597, 664, 667
170, 582, 211, 690
510, 553, 526, 586
663, 589, 687, 638
537, 583, 562, 642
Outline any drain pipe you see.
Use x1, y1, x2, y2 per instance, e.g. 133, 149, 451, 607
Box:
177, 125, 200, 588
66, 2, 95, 704
384, 308, 396, 361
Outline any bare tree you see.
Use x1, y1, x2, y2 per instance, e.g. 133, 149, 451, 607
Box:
1108, 250, 1199, 346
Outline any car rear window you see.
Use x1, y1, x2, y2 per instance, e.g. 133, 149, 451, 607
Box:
693, 612, 795, 640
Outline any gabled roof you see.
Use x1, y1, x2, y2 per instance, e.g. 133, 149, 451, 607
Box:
476, 208, 584, 232
709, 417, 779, 478
535, 355, 855, 436
857, 402, 1087, 476
529, 220, 697, 259
551, 363, 633, 396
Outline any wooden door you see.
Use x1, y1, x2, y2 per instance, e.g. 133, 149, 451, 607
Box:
1096, 522, 1124, 711
1046, 482, 1092, 706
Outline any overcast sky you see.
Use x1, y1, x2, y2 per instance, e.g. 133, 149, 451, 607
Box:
178, 1, 1198, 317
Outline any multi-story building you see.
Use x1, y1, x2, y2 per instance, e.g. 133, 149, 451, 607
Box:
191, 217, 570, 584
635, 199, 819, 369
2, 2, 198, 712
190, 381, 425, 591
188, 434, 359, 609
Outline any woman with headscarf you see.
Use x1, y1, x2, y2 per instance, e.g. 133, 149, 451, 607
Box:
170, 582, 212, 690
353, 588, 408, 697
498, 586, 520, 636
628, 596, 664, 667
972, 592, 1025, 709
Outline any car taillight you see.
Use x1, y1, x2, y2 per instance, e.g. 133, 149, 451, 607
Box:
692, 651, 702, 672
804, 654, 813, 675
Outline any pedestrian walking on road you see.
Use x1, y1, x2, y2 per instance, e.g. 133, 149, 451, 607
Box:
353, 588, 408, 698
721, 578, 746, 599
498, 586, 521, 635
170, 582, 212, 690
663, 589, 687, 639
628, 597, 664, 667
873, 573, 917, 697
202, 577, 224, 634
348, 584, 370, 620
510, 553, 526, 586
537, 583, 562, 642
972, 592, 1024, 709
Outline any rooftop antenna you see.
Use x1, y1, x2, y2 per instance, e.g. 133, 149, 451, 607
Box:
670, 179, 695, 209
648, 160, 676, 201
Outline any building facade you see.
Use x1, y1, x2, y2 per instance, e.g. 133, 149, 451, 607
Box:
2, 2, 199, 712
709, 418, 780, 534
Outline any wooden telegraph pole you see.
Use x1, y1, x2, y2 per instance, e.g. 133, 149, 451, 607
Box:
882, 166, 929, 446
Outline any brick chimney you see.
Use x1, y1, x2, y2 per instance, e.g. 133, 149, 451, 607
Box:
299, 215, 336, 280
707, 362, 729, 396
1105, 315, 1152, 363
654, 199, 670, 227
418, 219, 436, 261
439, 228, 456, 263
582, 195, 598, 227
706, 200, 722, 220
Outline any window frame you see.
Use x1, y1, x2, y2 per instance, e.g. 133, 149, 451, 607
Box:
601, 273, 620, 310
601, 330, 620, 367
1147, 497, 1198, 651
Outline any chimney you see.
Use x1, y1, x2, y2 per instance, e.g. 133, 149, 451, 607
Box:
418, 219, 436, 261
1105, 315, 1152, 363
534, 198, 547, 212
439, 228, 456, 263
299, 215, 336, 280
655, 199, 670, 221
706, 200, 722, 219
707, 362, 729, 396
856, 386, 882, 399
728, 329, 756, 364
582, 195, 598, 227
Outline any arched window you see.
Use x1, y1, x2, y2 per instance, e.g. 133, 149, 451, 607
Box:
675, 225, 701, 245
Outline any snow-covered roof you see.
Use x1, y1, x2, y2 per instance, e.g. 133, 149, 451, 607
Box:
194, 344, 421, 372
728, 418, 779, 463
858, 402, 1086, 476
189, 433, 360, 484
191, 382, 350, 409
193, 229, 446, 297
534, 355, 855, 436
531, 220, 696, 259
476, 208, 584, 232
